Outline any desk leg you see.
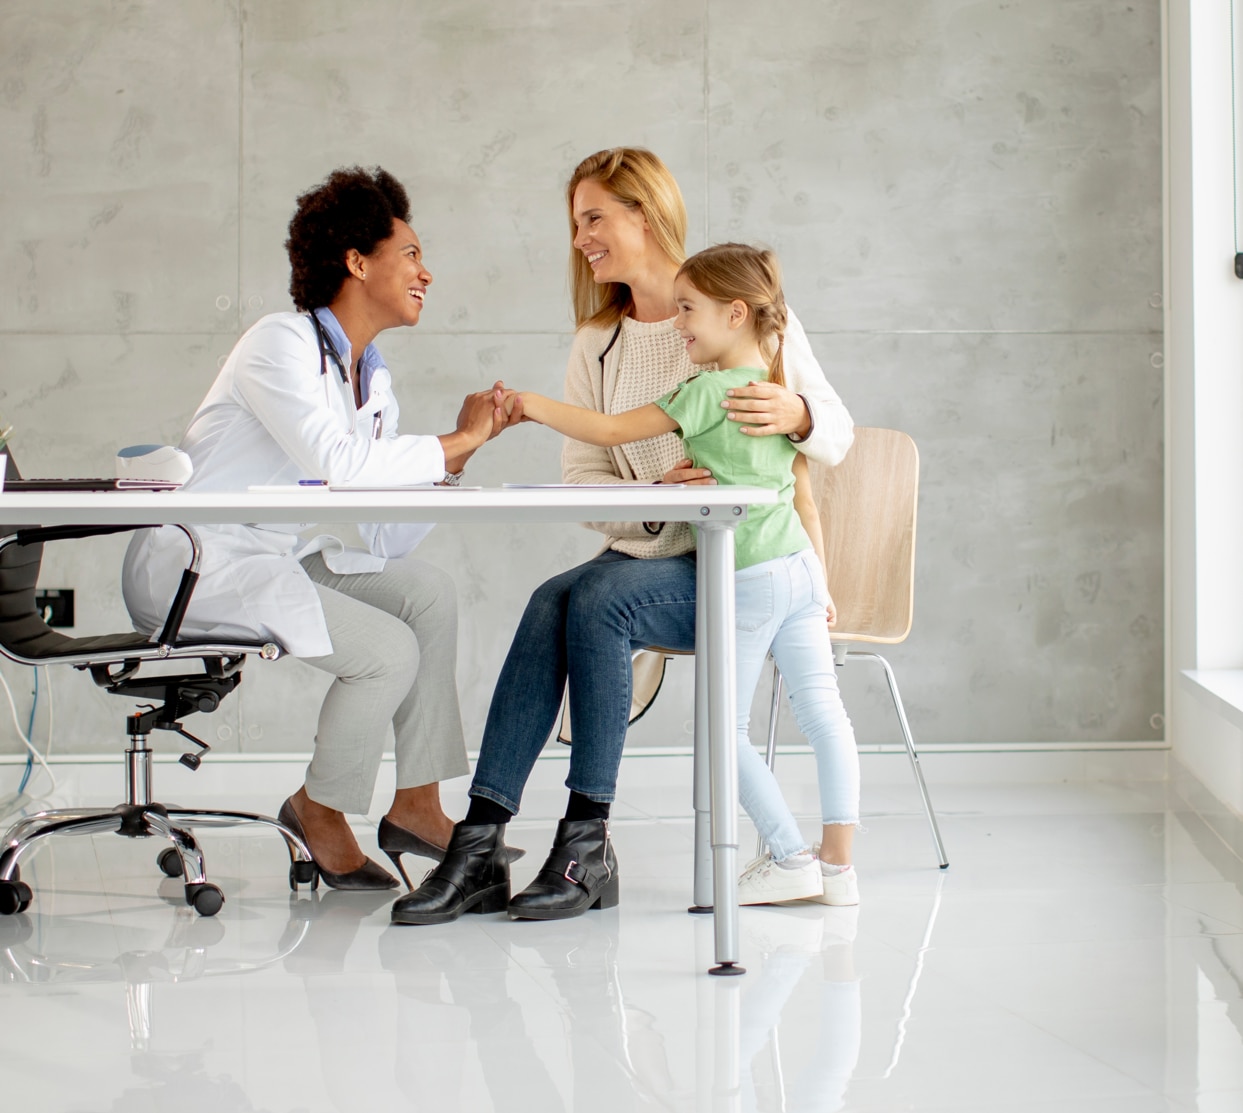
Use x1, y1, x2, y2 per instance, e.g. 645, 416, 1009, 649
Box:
699, 522, 744, 976
691, 546, 713, 914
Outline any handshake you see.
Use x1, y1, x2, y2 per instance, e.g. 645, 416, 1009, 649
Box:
451, 383, 538, 456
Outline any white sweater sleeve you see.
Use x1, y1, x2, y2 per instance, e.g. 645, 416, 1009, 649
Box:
782, 307, 854, 467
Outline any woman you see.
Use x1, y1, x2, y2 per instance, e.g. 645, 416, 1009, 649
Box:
122, 166, 516, 890
393, 147, 854, 925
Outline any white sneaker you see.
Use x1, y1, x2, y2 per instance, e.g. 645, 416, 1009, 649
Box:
805, 864, 859, 906
736, 853, 824, 906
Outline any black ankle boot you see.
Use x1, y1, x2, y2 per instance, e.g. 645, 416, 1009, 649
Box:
508, 819, 619, 921
390, 823, 510, 926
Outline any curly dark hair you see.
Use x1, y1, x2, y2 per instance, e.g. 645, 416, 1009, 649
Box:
286, 166, 412, 311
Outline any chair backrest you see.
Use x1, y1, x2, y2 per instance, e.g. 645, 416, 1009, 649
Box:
0, 534, 73, 662
0, 447, 68, 661
808, 427, 919, 645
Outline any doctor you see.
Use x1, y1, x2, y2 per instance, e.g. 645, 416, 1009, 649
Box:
123, 166, 521, 890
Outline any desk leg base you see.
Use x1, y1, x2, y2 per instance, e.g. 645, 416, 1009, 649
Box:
708, 962, 746, 977
687, 904, 713, 915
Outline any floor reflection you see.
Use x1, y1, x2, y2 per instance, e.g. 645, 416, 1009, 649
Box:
0, 895, 309, 1112
0, 782, 1240, 1111
497, 914, 678, 1111
736, 906, 862, 1112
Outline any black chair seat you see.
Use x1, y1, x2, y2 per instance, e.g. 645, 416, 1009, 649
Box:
2, 620, 154, 660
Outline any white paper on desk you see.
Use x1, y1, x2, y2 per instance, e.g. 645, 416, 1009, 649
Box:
248, 485, 320, 492
327, 484, 482, 492
501, 483, 687, 489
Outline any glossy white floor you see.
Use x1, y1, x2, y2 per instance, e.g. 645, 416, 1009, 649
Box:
1, 773, 1241, 1112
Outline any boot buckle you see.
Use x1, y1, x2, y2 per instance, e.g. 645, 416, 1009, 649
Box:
563, 859, 580, 884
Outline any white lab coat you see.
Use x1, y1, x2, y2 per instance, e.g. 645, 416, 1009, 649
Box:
122, 311, 445, 657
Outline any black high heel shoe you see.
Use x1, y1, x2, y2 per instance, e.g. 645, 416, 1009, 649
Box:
378, 816, 525, 888
278, 798, 398, 892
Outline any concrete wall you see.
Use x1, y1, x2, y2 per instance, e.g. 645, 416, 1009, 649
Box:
0, 0, 1163, 764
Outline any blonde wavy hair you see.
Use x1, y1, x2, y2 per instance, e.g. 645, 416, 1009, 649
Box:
677, 243, 789, 387
566, 147, 688, 329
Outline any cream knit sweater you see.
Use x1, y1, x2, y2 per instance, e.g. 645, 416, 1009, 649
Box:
560, 308, 855, 558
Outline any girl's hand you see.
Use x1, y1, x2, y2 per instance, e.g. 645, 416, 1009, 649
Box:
514, 391, 544, 424
723, 381, 812, 438
662, 457, 716, 485
488, 382, 524, 436
825, 590, 838, 628
495, 386, 525, 426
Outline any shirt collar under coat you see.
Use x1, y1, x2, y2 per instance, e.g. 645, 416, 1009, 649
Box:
310, 306, 389, 406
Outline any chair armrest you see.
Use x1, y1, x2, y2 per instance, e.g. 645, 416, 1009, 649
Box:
156, 564, 201, 649
12, 524, 143, 546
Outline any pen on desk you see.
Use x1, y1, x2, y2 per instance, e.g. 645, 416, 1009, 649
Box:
298, 479, 327, 486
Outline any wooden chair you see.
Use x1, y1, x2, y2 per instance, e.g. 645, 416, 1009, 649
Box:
762, 427, 949, 868
559, 426, 947, 869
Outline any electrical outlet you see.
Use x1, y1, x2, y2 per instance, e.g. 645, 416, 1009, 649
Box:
35, 589, 74, 627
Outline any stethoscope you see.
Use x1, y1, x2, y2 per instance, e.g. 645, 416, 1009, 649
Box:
309, 309, 382, 439
309, 308, 349, 385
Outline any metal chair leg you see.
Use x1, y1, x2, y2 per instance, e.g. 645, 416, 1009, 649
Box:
852, 650, 949, 869
764, 659, 784, 772
759, 648, 948, 869
757, 659, 784, 858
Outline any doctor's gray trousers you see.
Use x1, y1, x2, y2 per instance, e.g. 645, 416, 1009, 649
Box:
297, 552, 469, 813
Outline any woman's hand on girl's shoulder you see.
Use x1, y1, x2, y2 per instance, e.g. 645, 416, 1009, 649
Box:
723, 380, 812, 438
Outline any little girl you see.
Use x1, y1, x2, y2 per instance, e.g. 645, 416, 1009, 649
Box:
517, 243, 860, 908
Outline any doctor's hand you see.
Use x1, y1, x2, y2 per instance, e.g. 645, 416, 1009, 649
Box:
723, 381, 812, 439
439, 386, 509, 473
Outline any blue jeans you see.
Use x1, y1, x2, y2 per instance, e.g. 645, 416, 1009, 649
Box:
735, 549, 860, 860
470, 549, 698, 813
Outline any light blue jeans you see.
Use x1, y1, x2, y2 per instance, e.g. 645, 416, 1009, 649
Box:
735, 548, 860, 861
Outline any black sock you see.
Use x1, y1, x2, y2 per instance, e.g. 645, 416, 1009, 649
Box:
463, 796, 514, 827
564, 792, 610, 822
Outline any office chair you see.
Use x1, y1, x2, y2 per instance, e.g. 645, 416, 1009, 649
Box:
761, 427, 948, 868
0, 456, 316, 917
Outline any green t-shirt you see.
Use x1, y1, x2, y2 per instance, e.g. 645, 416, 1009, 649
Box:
656, 366, 810, 570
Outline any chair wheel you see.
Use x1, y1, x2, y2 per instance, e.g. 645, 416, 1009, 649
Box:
289, 861, 318, 891
186, 883, 224, 917
157, 847, 183, 878
0, 880, 33, 916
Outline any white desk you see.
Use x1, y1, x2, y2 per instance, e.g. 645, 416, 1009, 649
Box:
0, 485, 777, 975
